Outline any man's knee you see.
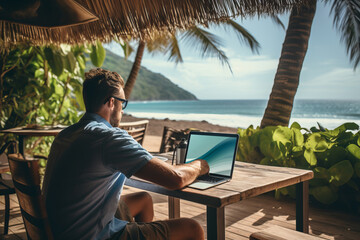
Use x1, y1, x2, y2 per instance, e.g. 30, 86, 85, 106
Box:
168, 218, 204, 240
184, 218, 204, 239
140, 191, 153, 204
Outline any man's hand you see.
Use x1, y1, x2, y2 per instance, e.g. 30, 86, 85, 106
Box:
199, 159, 210, 176
189, 159, 209, 176
134, 157, 210, 190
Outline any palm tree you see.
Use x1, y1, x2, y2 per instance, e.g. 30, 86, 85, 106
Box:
122, 19, 261, 99
261, 0, 360, 128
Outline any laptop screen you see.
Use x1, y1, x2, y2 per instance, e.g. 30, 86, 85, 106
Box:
184, 132, 239, 177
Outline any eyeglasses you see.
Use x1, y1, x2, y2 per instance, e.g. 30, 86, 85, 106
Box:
104, 96, 128, 110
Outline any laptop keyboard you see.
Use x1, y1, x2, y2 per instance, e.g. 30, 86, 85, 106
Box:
197, 175, 225, 183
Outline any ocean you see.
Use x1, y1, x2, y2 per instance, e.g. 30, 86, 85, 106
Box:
125, 99, 360, 130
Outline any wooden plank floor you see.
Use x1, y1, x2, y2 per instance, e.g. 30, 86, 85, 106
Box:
1, 186, 359, 240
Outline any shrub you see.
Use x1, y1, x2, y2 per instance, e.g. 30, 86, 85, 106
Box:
237, 122, 360, 213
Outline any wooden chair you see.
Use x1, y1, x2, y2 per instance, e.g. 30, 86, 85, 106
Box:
0, 141, 17, 235
159, 127, 200, 153
120, 120, 149, 145
7, 153, 53, 240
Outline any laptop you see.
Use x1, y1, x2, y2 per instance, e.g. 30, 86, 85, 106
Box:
185, 131, 239, 190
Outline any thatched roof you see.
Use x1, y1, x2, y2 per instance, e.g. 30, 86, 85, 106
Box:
0, 0, 310, 47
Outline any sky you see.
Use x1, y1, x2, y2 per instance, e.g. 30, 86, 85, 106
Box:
105, 2, 360, 100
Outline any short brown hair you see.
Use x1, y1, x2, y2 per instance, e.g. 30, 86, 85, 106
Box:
83, 68, 125, 113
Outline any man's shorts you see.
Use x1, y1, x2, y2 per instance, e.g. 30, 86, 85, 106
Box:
109, 199, 170, 240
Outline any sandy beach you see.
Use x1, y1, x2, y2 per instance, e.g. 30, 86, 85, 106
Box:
122, 114, 238, 152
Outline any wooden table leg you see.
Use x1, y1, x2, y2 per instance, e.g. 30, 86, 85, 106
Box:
207, 206, 225, 240
296, 181, 309, 233
168, 196, 180, 219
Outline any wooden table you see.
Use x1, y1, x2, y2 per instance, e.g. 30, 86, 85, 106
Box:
0, 122, 145, 155
125, 153, 314, 240
0, 127, 64, 155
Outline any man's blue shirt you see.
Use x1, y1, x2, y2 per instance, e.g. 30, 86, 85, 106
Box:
42, 113, 153, 239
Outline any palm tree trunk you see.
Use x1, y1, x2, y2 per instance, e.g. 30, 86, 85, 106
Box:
260, 0, 317, 128
124, 40, 146, 99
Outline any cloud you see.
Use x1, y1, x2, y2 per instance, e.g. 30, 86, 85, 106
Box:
304, 68, 358, 85
141, 55, 278, 99
297, 67, 360, 99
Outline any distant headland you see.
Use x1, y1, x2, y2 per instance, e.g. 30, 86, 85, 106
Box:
88, 49, 197, 101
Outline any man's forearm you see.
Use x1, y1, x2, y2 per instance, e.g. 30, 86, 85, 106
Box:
134, 158, 209, 191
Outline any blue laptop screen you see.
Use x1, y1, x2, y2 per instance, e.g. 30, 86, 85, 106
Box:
185, 132, 238, 177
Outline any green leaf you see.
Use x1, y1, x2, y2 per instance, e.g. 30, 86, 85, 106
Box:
335, 122, 359, 132
310, 127, 319, 132
12, 97, 18, 109
305, 133, 328, 152
347, 179, 359, 191
273, 127, 292, 145
304, 149, 317, 166
328, 160, 354, 187
346, 144, 360, 163
74, 89, 85, 111
292, 146, 303, 152
34, 69, 44, 78
313, 167, 329, 180
315, 140, 328, 152
44, 47, 64, 76
310, 178, 329, 187
311, 186, 337, 204
63, 52, 76, 73
357, 136, 360, 146
290, 122, 301, 130
90, 41, 106, 67
292, 129, 304, 146
321, 146, 348, 168
77, 55, 86, 70
355, 161, 360, 177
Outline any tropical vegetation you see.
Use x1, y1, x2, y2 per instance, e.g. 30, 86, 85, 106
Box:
0, 42, 105, 156
237, 122, 360, 213
261, 0, 360, 128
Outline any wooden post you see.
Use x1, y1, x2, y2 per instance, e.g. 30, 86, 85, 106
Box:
168, 196, 180, 219
207, 206, 225, 240
296, 181, 309, 233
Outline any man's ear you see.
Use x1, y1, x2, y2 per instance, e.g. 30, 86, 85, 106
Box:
108, 97, 115, 109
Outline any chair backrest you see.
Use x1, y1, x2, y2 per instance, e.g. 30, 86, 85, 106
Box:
0, 141, 17, 180
0, 141, 17, 156
7, 153, 53, 240
120, 120, 149, 145
160, 127, 199, 153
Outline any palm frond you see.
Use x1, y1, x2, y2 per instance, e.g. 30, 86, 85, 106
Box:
328, 0, 360, 69
166, 34, 183, 64
214, 19, 261, 54
146, 32, 172, 54
181, 27, 231, 71
270, 15, 286, 30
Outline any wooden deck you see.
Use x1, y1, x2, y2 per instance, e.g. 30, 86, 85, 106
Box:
0, 186, 359, 240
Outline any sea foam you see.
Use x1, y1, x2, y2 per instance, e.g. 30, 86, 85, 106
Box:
127, 111, 360, 130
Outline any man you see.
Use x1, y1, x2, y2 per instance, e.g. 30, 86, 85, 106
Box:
43, 68, 209, 240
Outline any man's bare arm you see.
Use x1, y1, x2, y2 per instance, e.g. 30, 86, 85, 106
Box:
134, 158, 209, 190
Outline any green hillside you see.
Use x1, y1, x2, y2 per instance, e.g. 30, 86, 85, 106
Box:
90, 49, 197, 101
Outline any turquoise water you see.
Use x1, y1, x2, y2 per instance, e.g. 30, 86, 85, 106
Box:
125, 99, 360, 129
